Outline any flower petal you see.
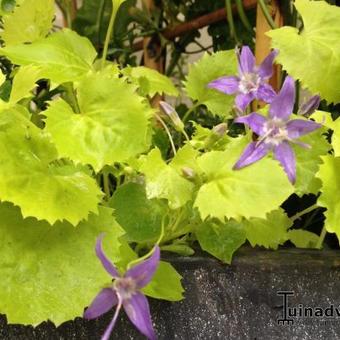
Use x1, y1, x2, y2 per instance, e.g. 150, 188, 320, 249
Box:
286, 119, 321, 139
235, 113, 267, 136
233, 141, 269, 169
125, 246, 160, 288
256, 82, 276, 103
269, 76, 295, 120
207, 76, 240, 94
235, 92, 254, 112
298, 95, 320, 116
96, 233, 120, 278
124, 292, 157, 340
84, 288, 117, 320
258, 49, 278, 79
238, 46, 255, 74
102, 298, 123, 340
274, 142, 296, 184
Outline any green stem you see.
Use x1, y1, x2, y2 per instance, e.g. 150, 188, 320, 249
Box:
63, 83, 81, 114
182, 103, 199, 123
181, 129, 190, 143
258, 0, 277, 29
96, 0, 106, 45
290, 204, 319, 222
225, 0, 238, 43
103, 173, 110, 197
155, 113, 177, 156
101, 0, 121, 68
235, 0, 253, 32
66, 8, 72, 29
316, 226, 327, 249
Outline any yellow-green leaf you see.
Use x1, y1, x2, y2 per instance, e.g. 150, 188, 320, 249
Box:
267, 0, 340, 103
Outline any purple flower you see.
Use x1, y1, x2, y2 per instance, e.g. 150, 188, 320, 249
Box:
298, 94, 320, 117
233, 76, 321, 184
208, 46, 278, 112
84, 234, 160, 340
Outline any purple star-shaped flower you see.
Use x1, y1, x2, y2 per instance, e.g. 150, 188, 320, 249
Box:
233, 76, 321, 184
208, 46, 278, 112
84, 234, 160, 340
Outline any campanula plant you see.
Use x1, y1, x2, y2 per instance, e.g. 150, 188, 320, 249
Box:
208, 46, 277, 111
84, 234, 159, 340
0, 0, 339, 338
233, 76, 321, 184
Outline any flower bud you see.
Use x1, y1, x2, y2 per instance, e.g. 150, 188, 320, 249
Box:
181, 167, 195, 179
212, 123, 228, 137
298, 95, 320, 117
159, 101, 184, 131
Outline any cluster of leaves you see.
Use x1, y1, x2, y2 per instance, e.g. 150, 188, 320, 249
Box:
0, 0, 339, 330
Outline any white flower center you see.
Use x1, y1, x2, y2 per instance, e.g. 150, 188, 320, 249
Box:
261, 118, 289, 146
113, 277, 137, 300
239, 72, 261, 94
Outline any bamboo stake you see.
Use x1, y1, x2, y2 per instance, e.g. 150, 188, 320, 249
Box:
255, 0, 283, 91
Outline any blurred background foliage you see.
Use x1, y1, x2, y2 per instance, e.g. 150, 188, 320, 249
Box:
57, 0, 257, 75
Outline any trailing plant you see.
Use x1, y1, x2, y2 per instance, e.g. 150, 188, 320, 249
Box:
0, 0, 339, 339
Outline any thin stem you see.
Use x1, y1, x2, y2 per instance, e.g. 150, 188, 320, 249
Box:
290, 204, 319, 222
103, 173, 110, 197
96, 0, 106, 45
63, 83, 81, 114
155, 113, 177, 155
316, 226, 327, 250
65, 9, 72, 28
235, 0, 253, 32
170, 209, 185, 232
301, 208, 319, 229
192, 40, 212, 55
258, 0, 277, 29
182, 103, 199, 123
225, 0, 239, 43
182, 129, 190, 142
102, 0, 121, 68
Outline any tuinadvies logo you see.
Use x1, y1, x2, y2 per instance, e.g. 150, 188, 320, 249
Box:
277, 291, 340, 325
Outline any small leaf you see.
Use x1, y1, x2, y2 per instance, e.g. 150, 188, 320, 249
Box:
267, 0, 340, 103
312, 110, 340, 158
316, 155, 340, 237
293, 128, 330, 196
170, 144, 200, 174
143, 261, 184, 301
288, 229, 319, 249
0, 29, 97, 85
196, 219, 246, 263
194, 137, 294, 220
45, 72, 152, 171
185, 50, 237, 117
123, 66, 179, 97
140, 148, 195, 209
10, 65, 42, 103
109, 182, 166, 243
245, 209, 291, 249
